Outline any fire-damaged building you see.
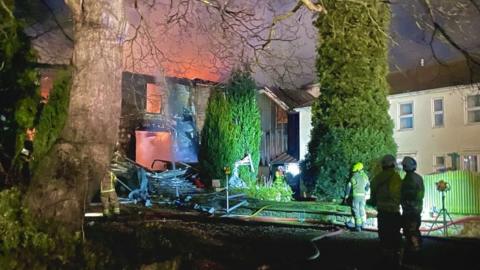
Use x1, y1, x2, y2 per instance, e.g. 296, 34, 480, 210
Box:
118, 71, 216, 170
256, 85, 319, 197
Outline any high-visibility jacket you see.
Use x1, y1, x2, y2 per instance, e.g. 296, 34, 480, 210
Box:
371, 168, 402, 213
348, 170, 370, 197
101, 172, 116, 193
401, 171, 425, 214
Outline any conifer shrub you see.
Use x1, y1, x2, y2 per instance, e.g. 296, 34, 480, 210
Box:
224, 71, 261, 185
304, 127, 396, 200
199, 70, 261, 186
199, 90, 237, 184
304, 0, 397, 201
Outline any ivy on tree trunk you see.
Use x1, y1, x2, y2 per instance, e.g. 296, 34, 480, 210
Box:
26, 0, 126, 230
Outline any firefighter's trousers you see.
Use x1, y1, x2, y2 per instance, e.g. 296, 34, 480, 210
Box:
377, 211, 403, 270
403, 211, 422, 251
377, 211, 402, 250
101, 191, 120, 216
351, 196, 366, 227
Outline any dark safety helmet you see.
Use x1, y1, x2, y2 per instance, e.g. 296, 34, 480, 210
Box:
402, 156, 417, 172
381, 154, 397, 169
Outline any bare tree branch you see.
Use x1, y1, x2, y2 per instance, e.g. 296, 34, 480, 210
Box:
419, 0, 480, 83
120, 0, 323, 87
433, 21, 480, 66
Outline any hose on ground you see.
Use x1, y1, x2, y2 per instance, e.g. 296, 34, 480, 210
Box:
307, 229, 345, 261
251, 205, 272, 217
221, 205, 480, 236
420, 216, 480, 232
343, 216, 480, 234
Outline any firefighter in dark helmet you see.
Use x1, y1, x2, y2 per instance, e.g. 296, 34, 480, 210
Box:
370, 154, 402, 269
401, 156, 425, 252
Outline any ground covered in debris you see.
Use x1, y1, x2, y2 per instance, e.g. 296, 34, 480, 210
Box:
85, 205, 480, 270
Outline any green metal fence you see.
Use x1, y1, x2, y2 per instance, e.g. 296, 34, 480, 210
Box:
422, 171, 480, 215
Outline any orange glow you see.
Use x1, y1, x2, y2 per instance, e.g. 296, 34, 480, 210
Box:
146, 83, 162, 113
161, 57, 221, 82
26, 128, 36, 141
40, 75, 53, 101
122, 28, 224, 82
124, 50, 222, 82
135, 130, 172, 170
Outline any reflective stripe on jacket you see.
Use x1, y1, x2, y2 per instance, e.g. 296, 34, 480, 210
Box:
350, 170, 369, 197
371, 168, 402, 213
101, 172, 116, 193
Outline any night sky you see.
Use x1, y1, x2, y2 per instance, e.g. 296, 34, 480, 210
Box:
24, 0, 480, 86
389, 0, 480, 70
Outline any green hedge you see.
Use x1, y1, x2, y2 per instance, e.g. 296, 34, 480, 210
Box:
241, 176, 293, 202
304, 0, 396, 200
0, 1, 39, 171
0, 188, 102, 269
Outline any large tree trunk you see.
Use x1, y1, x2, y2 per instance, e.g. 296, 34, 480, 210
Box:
26, 0, 125, 230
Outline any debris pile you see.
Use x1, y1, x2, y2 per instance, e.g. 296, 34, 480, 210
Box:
148, 169, 198, 197
110, 152, 201, 201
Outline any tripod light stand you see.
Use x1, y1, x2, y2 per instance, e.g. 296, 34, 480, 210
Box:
427, 180, 456, 236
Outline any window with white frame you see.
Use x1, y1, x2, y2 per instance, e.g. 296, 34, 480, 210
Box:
466, 94, 480, 124
434, 155, 446, 172
399, 102, 414, 130
433, 98, 444, 127
463, 154, 479, 172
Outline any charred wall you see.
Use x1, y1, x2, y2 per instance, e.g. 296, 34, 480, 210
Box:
119, 72, 214, 163
119, 72, 155, 159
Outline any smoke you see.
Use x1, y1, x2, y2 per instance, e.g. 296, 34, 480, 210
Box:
123, 0, 317, 87
36, 0, 480, 86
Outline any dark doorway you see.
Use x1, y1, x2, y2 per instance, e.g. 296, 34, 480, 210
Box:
287, 112, 299, 160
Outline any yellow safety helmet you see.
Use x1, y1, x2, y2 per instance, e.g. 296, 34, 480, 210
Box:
352, 162, 364, 172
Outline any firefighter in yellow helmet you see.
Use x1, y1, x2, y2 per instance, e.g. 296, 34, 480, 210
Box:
101, 170, 120, 217
344, 162, 370, 231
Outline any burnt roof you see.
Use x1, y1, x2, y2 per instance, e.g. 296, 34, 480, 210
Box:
265, 87, 315, 109
388, 59, 480, 94
122, 71, 218, 87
